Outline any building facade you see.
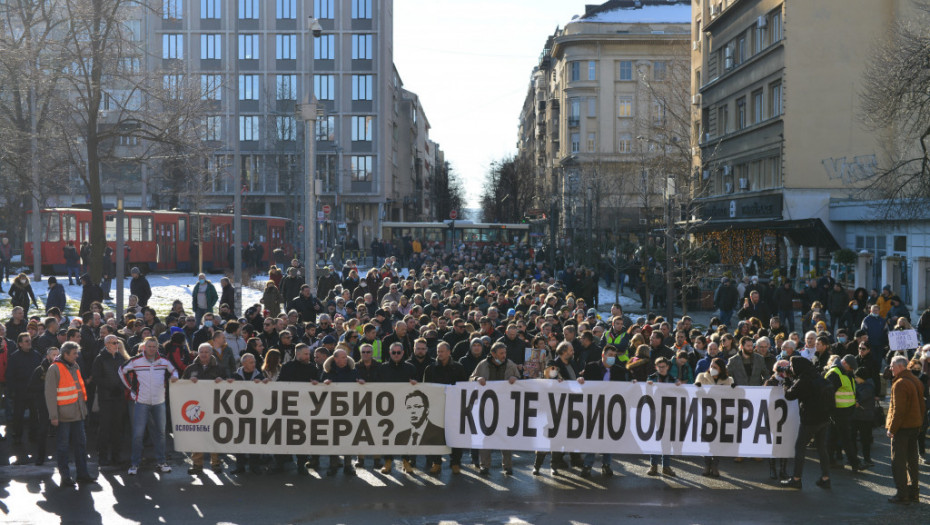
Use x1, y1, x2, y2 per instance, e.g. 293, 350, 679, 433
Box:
55, 0, 439, 248
517, 0, 691, 259
691, 0, 909, 280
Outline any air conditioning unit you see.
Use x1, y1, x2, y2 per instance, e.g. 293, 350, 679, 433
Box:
725, 182, 733, 193
724, 47, 733, 58
702, 170, 711, 180
723, 165, 732, 176
739, 178, 749, 190
725, 57, 734, 70
758, 15, 768, 28
692, 94, 702, 105
704, 132, 711, 142
693, 40, 700, 51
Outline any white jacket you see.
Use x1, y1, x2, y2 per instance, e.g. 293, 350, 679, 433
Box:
120, 354, 178, 405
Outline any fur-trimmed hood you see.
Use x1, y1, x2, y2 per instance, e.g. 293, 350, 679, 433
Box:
322, 354, 356, 373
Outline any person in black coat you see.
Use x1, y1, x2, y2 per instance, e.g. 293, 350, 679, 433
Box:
377, 341, 418, 474
781, 355, 832, 489
274, 344, 319, 474
79, 274, 104, 316
738, 290, 772, 328
423, 341, 467, 474
219, 277, 235, 314
578, 345, 629, 477
129, 268, 152, 307
101, 246, 114, 300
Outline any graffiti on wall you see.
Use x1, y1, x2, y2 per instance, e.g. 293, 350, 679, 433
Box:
821, 155, 878, 184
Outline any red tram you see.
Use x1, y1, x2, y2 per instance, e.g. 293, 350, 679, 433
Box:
24, 208, 292, 274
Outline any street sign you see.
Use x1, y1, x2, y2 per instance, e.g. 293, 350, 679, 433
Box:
449, 209, 458, 220
317, 211, 325, 220
322, 204, 332, 215
298, 224, 304, 232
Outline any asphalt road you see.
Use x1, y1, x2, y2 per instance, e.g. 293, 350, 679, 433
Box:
2, 436, 929, 525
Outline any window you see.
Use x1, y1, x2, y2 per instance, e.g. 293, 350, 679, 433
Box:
239, 75, 258, 100
316, 116, 335, 141
736, 97, 746, 129
276, 34, 296, 59
718, 104, 729, 134
351, 116, 373, 141
769, 81, 782, 117
570, 132, 580, 153
894, 235, 907, 252
755, 23, 766, 53
653, 61, 667, 81
238, 34, 259, 59
619, 60, 633, 81
587, 98, 597, 117
239, 115, 259, 141
163, 34, 183, 59
352, 34, 372, 59
570, 61, 581, 81
201, 74, 222, 100
201, 0, 220, 18
201, 34, 221, 59
752, 89, 763, 124
275, 116, 296, 141
771, 11, 782, 43
119, 57, 141, 74
617, 95, 633, 118
164, 74, 183, 99
568, 98, 580, 126
652, 98, 666, 126
737, 36, 746, 64
125, 20, 142, 41
618, 133, 632, 154
587, 60, 596, 81
314, 74, 335, 100
276, 74, 296, 100
238, 0, 258, 19
119, 135, 138, 146
315, 0, 334, 19
351, 74, 373, 100
315, 35, 334, 59
63, 215, 77, 242
203, 116, 222, 140
352, 0, 371, 19
350, 155, 373, 181
587, 133, 596, 152
178, 217, 187, 241
276, 0, 295, 19
163, 0, 182, 19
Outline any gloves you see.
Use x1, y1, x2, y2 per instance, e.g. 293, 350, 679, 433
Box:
731, 383, 737, 389
694, 382, 702, 387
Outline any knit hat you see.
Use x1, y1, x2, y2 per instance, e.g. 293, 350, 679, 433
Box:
854, 367, 871, 380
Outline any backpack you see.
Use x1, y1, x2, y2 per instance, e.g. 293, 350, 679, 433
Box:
815, 375, 836, 415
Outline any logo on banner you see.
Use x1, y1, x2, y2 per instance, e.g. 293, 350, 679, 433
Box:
182, 400, 206, 424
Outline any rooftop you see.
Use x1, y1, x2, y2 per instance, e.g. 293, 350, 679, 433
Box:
571, 0, 692, 24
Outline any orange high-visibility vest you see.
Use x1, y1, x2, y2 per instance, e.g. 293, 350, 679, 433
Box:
55, 362, 87, 406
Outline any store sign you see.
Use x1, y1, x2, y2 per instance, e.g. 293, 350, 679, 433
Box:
699, 195, 783, 222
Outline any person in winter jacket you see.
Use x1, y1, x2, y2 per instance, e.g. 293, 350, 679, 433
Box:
764, 359, 791, 480
78, 274, 104, 316
320, 348, 360, 476
781, 355, 832, 490
851, 368, 876, 469
827, 283, 849, 333
695, 357, 734, 478
92, 336, 128, 466
191, 274, 218, 321
182, 343, 228, 474
45, 277, 66, 315
714, 278, 740, 326
261, 281, 284, 318
8, 332, 42, 444
129, 268, 152, 307
8, 273, 38, 315
231, 353, 267, 474
44, 342, 95, 485
26, 347, 58, 465
470, 342, 519, 477
646, 357, 680, 477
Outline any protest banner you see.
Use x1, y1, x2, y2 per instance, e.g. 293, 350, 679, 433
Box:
444, 380, 799, 458
169, 381, 450, 455
888, 329, 919, 351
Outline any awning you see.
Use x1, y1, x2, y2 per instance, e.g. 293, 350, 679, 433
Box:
687, 218, 839, 250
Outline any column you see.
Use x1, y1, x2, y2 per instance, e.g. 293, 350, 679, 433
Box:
881, 255, 901, 292
808, 247, 817, 277
797, 244, 807, 279
855, 252, 872, 290
912, 257, 930, 312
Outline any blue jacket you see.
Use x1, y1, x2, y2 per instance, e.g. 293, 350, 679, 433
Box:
695, 354, 715, 375
861, 314, 888, 349
46, 284, 67, 313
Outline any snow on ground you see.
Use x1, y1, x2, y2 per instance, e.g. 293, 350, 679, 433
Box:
598, 283, 640, 312
0, 273, 263, 320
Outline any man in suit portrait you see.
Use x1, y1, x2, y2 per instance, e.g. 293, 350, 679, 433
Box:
395, 390, 445, 446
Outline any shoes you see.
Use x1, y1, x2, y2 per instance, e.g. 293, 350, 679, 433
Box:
504, 468, 513, 476
156, 463, 171, 473
306, 457, 320, 469
888, 495, 911, 505
211, 463, 223, 472
128, 465, 139, 476
187, 466, 203, 475
851, 463, 865, 472
76, 475, 98, 484
430, 463, 441, 475
662, 467, 677, 477
550, 468, 560, 477
779, 468, 789, 480
780, 478, 802, 489
701, 468, 713, 477
863, 460, 875, 468
343, 465, 356, 476
60, 477, 76, 487
710, 466, 721, 478
532, 466, 540, 476
769, 466, 778, 480
380, 460, 393, 474
451, 465, 461, 475
815, 477, 831, 489
647, 465, 660, 476
355, 459, 365, 469
478, 468, 490, 477
570, 457, 585, 468
601, 465, 614, 478
402, 459, 413, 473
580, 466, 591, 478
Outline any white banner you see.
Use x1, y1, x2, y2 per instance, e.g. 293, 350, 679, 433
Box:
889, 329, 919, 351
169, 381, 450, 455
444, 381, 799, 458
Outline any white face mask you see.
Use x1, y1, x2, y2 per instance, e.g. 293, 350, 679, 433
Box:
548, 368, 558, 379
710, 368, 719, 377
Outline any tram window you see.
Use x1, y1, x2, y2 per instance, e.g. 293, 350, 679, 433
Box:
63, 214, 78, 241
43, 213, 60, 242
178, 217, 187, 241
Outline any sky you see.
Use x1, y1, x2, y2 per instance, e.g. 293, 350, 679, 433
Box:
393, 0, 584, 208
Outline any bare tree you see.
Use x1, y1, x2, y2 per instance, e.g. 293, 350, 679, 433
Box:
480, 156, 536, 223
860, 3, 930, 218
432, 161, 465, 221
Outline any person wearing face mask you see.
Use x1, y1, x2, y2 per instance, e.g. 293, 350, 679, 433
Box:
191, 273, 218, 325
832, 329, 855, 357
695, 357, 734, 478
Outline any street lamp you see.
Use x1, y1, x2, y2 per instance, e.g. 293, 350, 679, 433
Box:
115, 193, 125, 318
636, 135, 650, 308
301, 16, 323, 294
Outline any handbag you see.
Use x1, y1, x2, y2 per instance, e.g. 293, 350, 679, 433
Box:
873, 400, 885, 429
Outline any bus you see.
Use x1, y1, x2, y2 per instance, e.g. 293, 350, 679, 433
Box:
380, 221, 529, 249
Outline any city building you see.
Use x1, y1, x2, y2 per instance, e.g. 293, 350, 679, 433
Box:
517, 0, 691, 260
53, 0, 440, 248
691, 0, 915, 297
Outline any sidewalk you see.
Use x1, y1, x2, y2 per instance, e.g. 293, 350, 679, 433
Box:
597, 282, 718, 328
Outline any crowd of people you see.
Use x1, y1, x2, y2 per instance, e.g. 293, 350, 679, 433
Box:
0, 243, 927, 505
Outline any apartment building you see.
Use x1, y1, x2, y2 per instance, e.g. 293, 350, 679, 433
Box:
57, 0, 439, 247
517, 0, 691, 254
691, 0, 910, 283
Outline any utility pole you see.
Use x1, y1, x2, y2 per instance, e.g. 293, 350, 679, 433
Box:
302, 17, 323, 295
665, 182, 674, 322
232, 4, 243, 316
116, 194, 124, 318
